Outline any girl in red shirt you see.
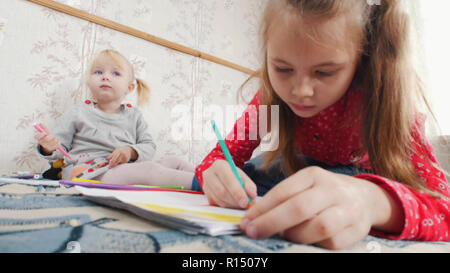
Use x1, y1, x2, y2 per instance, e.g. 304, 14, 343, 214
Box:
194, 0, 450, 250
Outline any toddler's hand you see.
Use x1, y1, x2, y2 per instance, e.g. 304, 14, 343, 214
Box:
202, 159, 257, 209
107, 146, 137, 168
34, 124, 59, 155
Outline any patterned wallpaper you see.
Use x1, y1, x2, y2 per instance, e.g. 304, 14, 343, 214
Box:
1, 0, 448, 177
0, 0, 266, 175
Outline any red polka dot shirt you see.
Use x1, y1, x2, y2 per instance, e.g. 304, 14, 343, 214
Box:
195, 87, 450, 242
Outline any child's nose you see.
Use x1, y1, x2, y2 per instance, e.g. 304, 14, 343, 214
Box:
292, 77, 314, 98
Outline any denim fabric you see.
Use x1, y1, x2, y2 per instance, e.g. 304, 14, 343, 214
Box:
242, 152, 371, 196
191, 176, 202, 192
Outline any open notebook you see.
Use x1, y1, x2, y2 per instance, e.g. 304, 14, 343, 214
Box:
75, 186, 252, 236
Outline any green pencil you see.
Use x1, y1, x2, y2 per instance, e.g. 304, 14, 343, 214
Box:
211, 120, 252, 204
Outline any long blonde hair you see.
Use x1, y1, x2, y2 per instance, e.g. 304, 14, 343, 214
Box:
249, 0, 443, 198
88, 49, 151, 106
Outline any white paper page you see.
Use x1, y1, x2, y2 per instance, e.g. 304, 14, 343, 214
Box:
76, 187, 251, 218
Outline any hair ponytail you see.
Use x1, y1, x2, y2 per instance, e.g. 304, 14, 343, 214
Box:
360, 0, 443, 198
135, 78, 151, 107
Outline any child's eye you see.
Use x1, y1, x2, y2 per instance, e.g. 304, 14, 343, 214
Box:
275, 66, 293, 73
113, 71, 121, 76
317, 70, 335, 77
94, 70, 102, 75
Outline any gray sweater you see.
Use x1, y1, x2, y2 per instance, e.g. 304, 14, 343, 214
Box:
38, 101, 156, 179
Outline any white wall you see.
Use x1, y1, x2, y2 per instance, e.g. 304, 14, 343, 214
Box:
419, 0, 450, 135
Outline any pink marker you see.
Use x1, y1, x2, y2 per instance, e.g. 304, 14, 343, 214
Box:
34, 123, 72, 160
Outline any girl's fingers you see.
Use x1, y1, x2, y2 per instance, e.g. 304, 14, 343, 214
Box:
315, 223, 370, 250
109, 149, 129, 166
39, 123, 51, 134
244, 167, 317, 221
34, 124, 57, 149
108, 152, 119, 167
34, 132, 46, 141
203, 171, 231, 207
282, 205, 350, 245
206, 183, 226, 207
214, 161, 251, 209
39, 135, 59, 152
203, 160, 256, 209
242, 186, 335, 239
213, 176, 246, 208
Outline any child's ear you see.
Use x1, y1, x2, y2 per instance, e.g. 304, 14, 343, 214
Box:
127, 82, 136, 94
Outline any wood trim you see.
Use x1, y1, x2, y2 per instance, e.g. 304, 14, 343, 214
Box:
26, 0, 256, 75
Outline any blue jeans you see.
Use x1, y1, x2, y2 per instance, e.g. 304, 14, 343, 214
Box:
192, 153, 371, 195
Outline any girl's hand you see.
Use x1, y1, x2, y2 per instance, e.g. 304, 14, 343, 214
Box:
202, 159, 258, 209
34, 124, 59, 155
107, 146, 137, 168
240, 166, 403, 250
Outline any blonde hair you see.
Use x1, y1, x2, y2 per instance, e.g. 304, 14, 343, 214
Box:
88, 49, 151, 106
245, 0, 443, 198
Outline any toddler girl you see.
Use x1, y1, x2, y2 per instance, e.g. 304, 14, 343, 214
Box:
35, 49, 194, 189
